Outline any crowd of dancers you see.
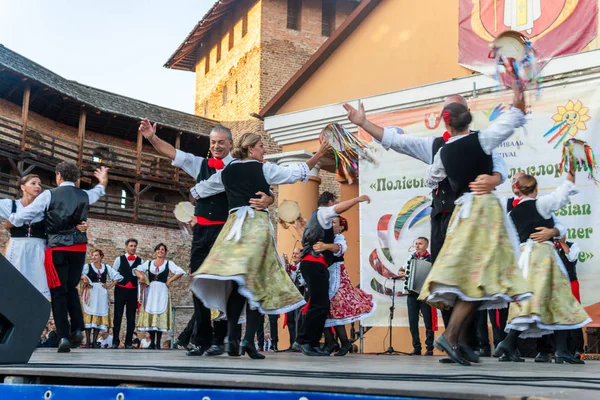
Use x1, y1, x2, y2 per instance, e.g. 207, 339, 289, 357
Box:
1, 70, 591, 365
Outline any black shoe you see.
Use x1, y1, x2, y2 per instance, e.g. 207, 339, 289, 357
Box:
148, 343, 156, 350
225, 339, 241, 357
125, 345, 133, 349
205, 344, 225, 356
335, 343, 352, 356
534, 352, 551, 363
409, 348, 422, 356
70, 330, 84, 348
57, 338, 71, 353
240, 340, 265, 359
298, 343, 329, 356
575, 352, 583, 360
458, 343, 480, 363
112, 343, 119, 349
186, 346, 205, 356
555, 353, 585, 365
476, 346, 491, 357
424, 350, 434, 356
271, 344, 279, 352
494, 341, 524, 362
291, 342, 303, 352
434, 336, 470, 366
323, 343, 340, 354
174, 339, 188, 349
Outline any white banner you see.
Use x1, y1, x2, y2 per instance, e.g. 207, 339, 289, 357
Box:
359, 80, 600, 327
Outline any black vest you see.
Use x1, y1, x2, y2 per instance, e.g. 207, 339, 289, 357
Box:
10, 200, 46, 239
430, 137, 456, 217
221, 161, 270, 210
509, 200, 555, 243
506, 197, 516, 212
301, 210, 335, 266
195, 159, 229, 221
556, 242, 578, 282
118, 255, 142, 287
45, 185, 89, 248
86, 264, 108, 284
146, 261, 170, 283
440, 133, 493, 197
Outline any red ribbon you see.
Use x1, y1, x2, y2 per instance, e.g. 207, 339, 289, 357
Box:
512, 197, 522, 208
207, 157, 225, 170
431, 307, 438, 332
442, 110, 452, 125
44, 243, 88, 289
442, 131, 451, 142
127, 255, 136, 261
495, 309, 501, 328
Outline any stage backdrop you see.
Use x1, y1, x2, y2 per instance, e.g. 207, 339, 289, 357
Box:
359, 79, 600, 327
458, 0, 598, 73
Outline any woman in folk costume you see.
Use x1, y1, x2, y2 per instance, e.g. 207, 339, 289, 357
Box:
190, 132, 331, 359
418, 82, 532, 366
322, 216, 375, 356
494, 174, 591, 364
135, 243, 186, 349
81, 249, 123, 348
0, 174, 88, 300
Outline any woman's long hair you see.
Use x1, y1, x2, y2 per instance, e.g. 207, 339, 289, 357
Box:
231, 132, 261, 159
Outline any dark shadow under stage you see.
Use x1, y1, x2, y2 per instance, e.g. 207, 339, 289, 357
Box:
1, 349, 600, 399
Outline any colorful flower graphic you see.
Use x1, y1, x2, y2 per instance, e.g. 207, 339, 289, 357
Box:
545, 100, 591, 148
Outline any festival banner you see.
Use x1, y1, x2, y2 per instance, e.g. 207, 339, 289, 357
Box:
458, 0, 598, 73
359, 80, 600, 327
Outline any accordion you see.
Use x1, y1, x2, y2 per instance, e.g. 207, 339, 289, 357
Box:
404, 259, 432, 295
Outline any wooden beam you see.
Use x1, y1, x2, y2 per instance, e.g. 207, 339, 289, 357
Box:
123, 181, 135, 195
134, 182, 140, 221
77, 107, 87, 168
136, 127, 143, 175
20, 83, 30, 151
6, 83, 20, 99
174, 131, 181, 182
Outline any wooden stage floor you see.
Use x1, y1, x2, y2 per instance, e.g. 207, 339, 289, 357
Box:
1, 349, 600, 399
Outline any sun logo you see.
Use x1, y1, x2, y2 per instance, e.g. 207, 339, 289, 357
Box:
544, 100, 591, 149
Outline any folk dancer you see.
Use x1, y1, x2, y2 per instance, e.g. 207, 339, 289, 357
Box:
344, 95, 508, 363
283, 247, 305, 350
8, 162, 108, 352
112, 238, 143, 349
496, 174, 591, 364
81, 249, 123, 348
294, 191, 370, 357
400, 237, 435, 356
190, 133, 331, 359
139, 120, 273, 356
418, 82, 533, 366
135, 243, 186, 349
323, 216, 375, 356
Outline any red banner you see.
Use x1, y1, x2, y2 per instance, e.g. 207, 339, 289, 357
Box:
459, 0, 598, 71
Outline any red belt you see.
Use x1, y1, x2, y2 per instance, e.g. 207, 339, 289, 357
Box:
117, 282, 138, 289
301, 254, 327, 267
44, 243, 87, 289
195, 216, 225, 226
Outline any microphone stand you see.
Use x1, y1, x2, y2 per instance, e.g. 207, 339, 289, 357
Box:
377, 277, 411, 356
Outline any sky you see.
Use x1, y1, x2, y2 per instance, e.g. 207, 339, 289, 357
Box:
0, 0, 214, 114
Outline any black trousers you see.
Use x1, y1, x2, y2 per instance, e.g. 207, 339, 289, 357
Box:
257, 314, 279, 348
182, 223, 225, 348
51, 250, 87, 340
569, 328, 585, 354
113, 286, 138, 346
537, 334, 555, 354
487, 308, 509, 346
407, 294, 434, 351
286, 309, 299, 346
297, 261, 330, 347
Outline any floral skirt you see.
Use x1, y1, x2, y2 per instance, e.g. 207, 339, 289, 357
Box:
418, 193, 532, 310
191, 209, 305, 316
325, 263, 375, 327
506, 242, 591, 338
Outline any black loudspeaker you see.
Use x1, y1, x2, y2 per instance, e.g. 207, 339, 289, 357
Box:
0, 253, 51, 364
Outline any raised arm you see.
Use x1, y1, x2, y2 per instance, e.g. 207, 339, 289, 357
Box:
139, 118, 176, 160
264, 141, 331, 185
9, 190, 50, 227
333, 194, 370, 215
343, 103, 435, 164
536, 179, 579, 218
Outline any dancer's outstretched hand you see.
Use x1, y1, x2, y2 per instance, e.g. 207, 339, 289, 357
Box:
343, 103, 366, 127
139, 118, 157, 139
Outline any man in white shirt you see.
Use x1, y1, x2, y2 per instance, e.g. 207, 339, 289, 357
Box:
9, 162, 108, 353
138, 120, 273, 356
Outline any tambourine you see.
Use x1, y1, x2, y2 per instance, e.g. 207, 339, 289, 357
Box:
279, 200, 300, 223
173, 201, 195, 240
174, 201, 195, 223
489, 31, 541, 93
319, 123, 377, 184
559, 138, 598, 184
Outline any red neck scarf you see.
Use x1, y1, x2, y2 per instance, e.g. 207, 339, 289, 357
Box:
127, 255, 136, 261
207, 157, 225, 170
512, 197, 522, 208
442, 131, 451, 142
415, 250, 431, 259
